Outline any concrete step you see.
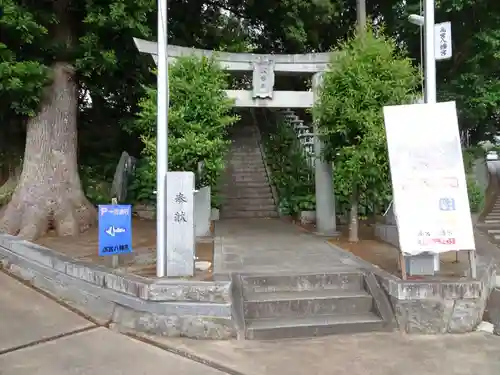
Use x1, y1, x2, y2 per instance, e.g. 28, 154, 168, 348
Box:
231, 168, 268, 174
223, 193, 274, 200
225, 197, 275, 206
229, 163, 266, 169
485, 220, 500, 224
223, 204, 276, 212
231, 175, 269, 183
220, 185, 272, 194
230, 152, 263, 158
220, 210, 278, 219
245, 313, 386, 340
230, 169, 268, 175
230, 160, 265, 166
230, 155, 263, 159
221, 181, 272, 189
488, 229, 500, 235
241, 271, 364, 293
243, 289, 373, 319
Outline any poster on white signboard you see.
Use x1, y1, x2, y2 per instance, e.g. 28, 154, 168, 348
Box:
383, 101, 475, 258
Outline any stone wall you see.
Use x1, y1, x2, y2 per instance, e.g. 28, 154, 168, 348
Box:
384, 265, 496, 333
327, 242, 496, 334
0, 234, 235, 339
374, 223, 399, 248
473, 158, 489, 192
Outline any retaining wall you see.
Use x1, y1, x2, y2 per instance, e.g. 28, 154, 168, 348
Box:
327, 242, 496, 334
0, 234, 235, 339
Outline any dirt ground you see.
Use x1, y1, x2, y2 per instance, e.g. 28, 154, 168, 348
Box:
36, 218, 214, 280
295, 219, 469, 280
32, 216, 470, 281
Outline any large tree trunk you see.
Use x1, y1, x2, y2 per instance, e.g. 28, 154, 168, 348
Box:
0, 63, 97, 240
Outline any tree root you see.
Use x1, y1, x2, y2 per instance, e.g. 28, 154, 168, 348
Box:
0, 190, 97, 241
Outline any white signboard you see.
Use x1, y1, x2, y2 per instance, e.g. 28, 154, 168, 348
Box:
435, 22, 452, 60
383, 101, 475, 256
166, 171, 195, 277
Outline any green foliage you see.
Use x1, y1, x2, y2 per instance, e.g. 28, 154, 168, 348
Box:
385, 0, 500, 142
466, 175, 484, 213
0, 1, 50, 119
313, 27, 419, 216
462, 146, 486, 174
79, 165, 112, 205
128, 56, 238, 204
262, 120, 315, 216
461, 146, 485, 213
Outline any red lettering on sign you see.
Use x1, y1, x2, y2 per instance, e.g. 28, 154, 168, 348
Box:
431, 238, 456, 245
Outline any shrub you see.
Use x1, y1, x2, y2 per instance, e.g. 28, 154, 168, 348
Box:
262, 119, 315, 216
466, 176, 484, 213
313, 26, 419, 240
128, 56, 239, 204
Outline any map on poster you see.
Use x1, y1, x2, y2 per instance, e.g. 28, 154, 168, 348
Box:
383, 101, 475, 255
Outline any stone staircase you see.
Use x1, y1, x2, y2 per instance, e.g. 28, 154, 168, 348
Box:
483, 195, 500, 240
478, 161, 500, 237
234, 269, 393, 340
220, 120, 278, 219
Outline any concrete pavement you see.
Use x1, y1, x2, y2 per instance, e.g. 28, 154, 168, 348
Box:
0, 272, 225, 375
2, 270, 500, 375
144, 331, 500, 375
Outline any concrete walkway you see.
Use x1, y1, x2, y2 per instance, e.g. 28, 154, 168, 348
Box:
0, 272, 225, 375
214, 218, 351, 274
1, 268, 500, 375
145, 332, 500, 375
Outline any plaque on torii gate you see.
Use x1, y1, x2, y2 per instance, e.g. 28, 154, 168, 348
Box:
252, 58, 275, 99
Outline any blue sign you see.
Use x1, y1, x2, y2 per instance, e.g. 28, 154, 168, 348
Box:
438, 197, 456, 211
98, 204, 133, 256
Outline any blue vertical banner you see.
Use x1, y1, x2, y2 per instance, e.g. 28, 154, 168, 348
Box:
98, 204, 133, 256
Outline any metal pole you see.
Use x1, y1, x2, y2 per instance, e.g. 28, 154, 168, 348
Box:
356, 0, 367, 32
424, 0, 436, 104
156, 0, 169, 277
423, 0, 439, 271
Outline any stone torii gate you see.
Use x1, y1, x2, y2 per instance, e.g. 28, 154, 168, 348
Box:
133, 38, 339, 235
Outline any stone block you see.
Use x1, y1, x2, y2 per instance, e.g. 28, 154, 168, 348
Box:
194, 186, 211, 237
374, 224, 399, 247
393, 298, 454, 334
448, 299, 484, 333
148, 281, 231, 303
487, 288, 500, 333
386, 260, 494, 334
397, 282, 441, 300
111, 305, 236, 339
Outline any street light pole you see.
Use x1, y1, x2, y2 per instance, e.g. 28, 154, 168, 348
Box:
424, 0, 436, 104
356, 0, 367, 32
423, 0, 440, 272
156, 0, 169, 277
